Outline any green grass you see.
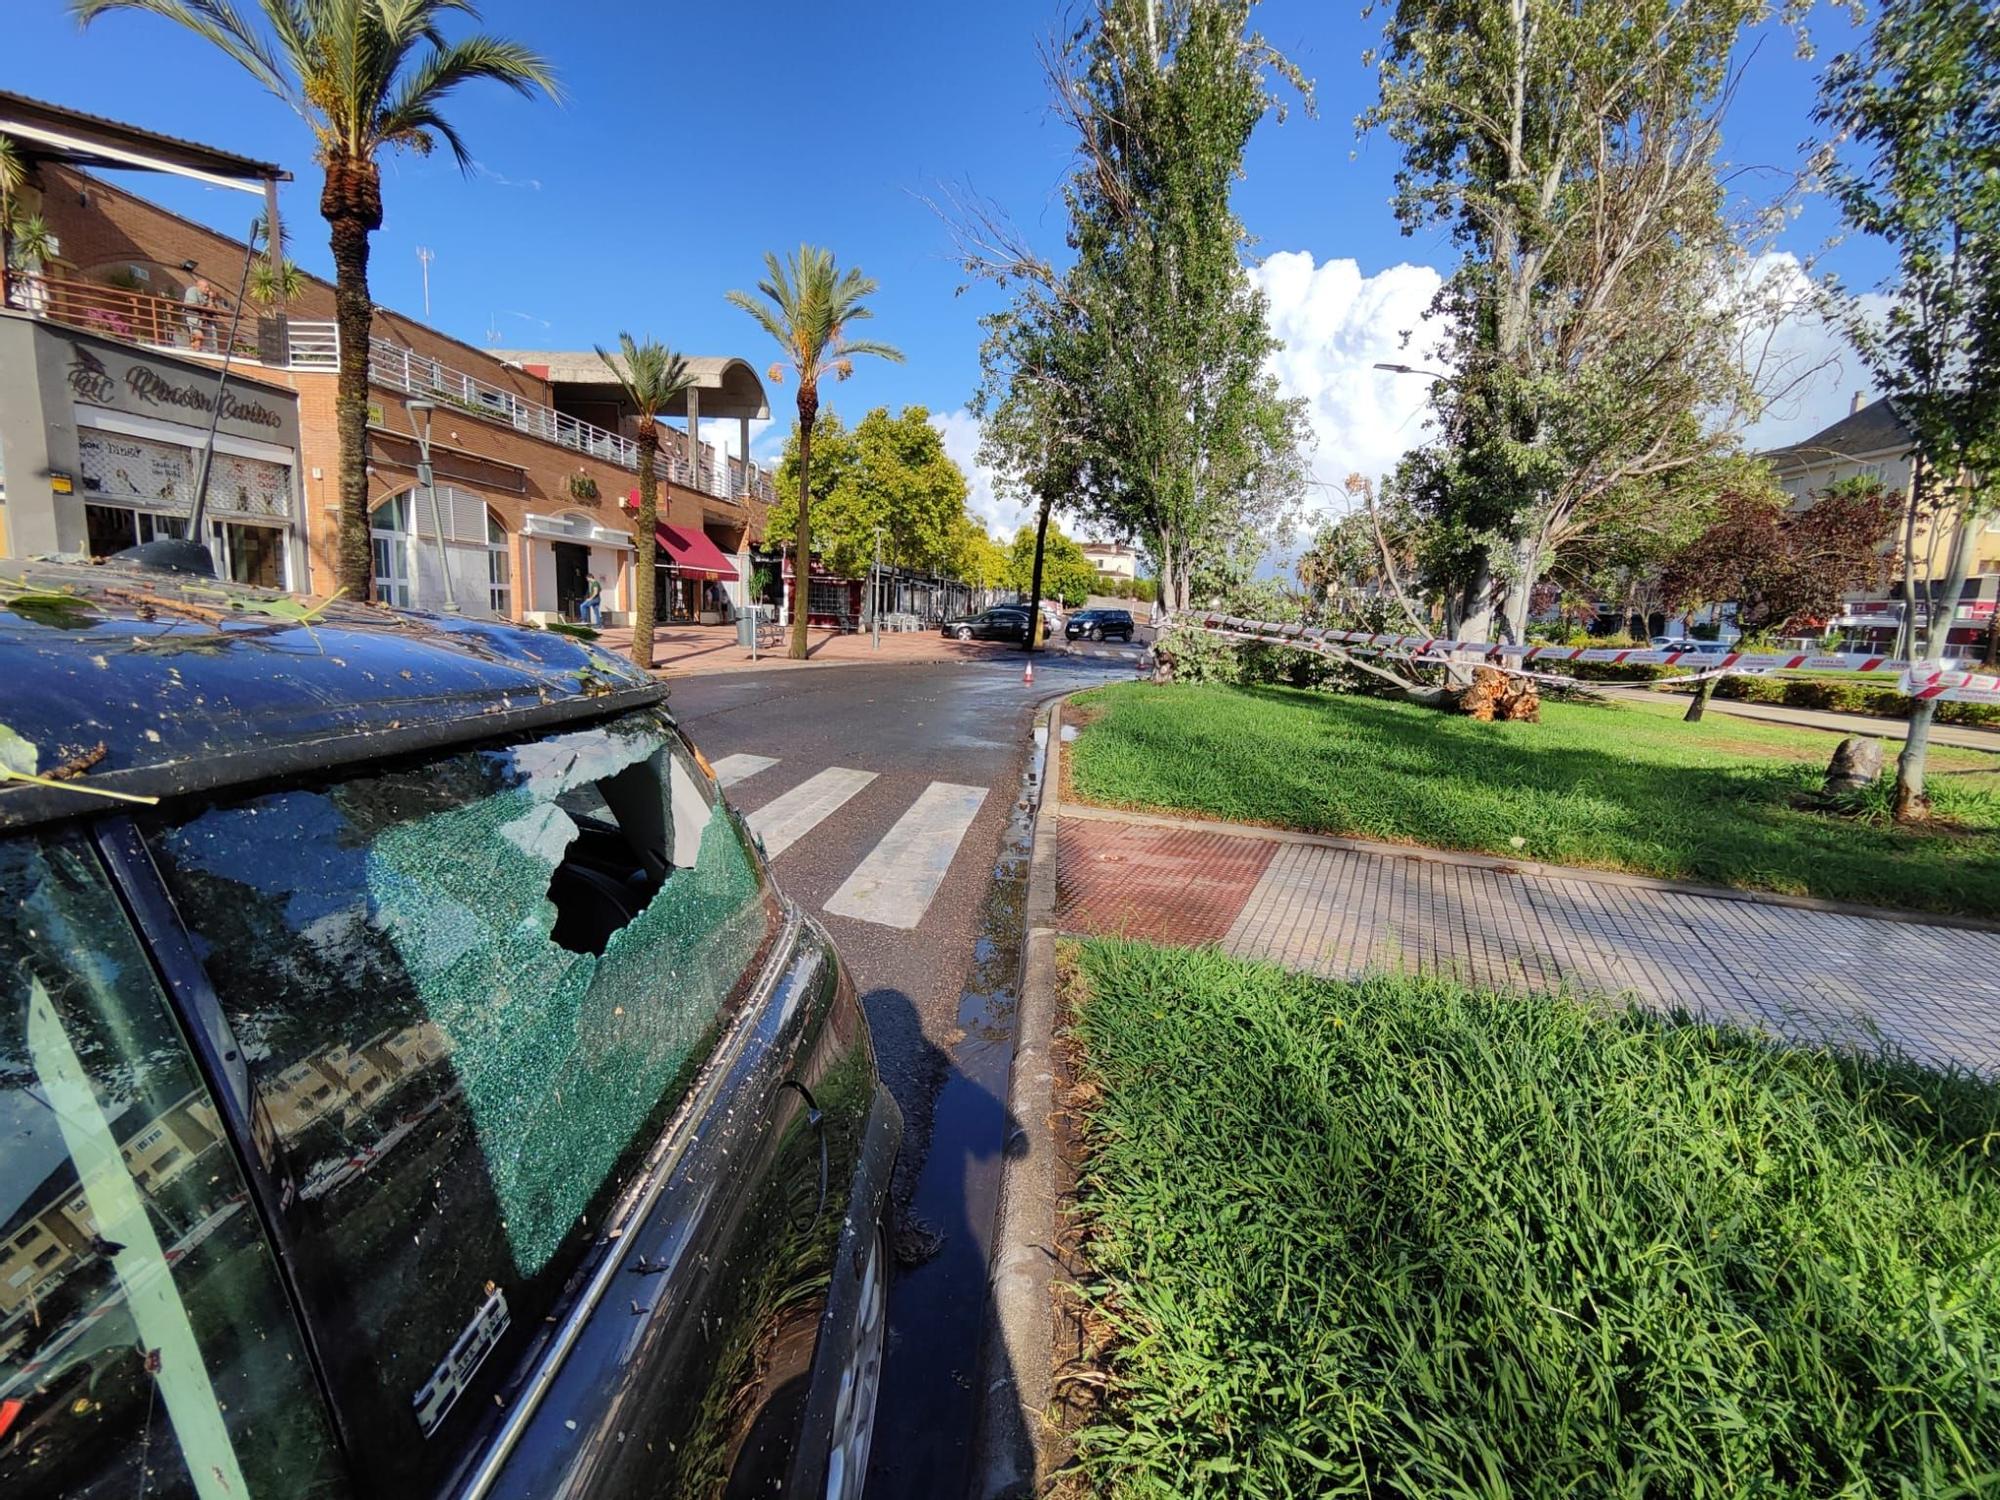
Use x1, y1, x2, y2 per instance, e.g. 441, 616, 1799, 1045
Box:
1065, 682, 2000, 915
1064, 939, 2000, 1500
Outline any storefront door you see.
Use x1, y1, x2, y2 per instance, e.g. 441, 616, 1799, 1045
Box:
554, 542, 590, 619
213, 521, 287, 589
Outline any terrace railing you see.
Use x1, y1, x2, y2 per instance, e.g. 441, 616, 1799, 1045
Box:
6, 270, 339, 369
365, 336, 776, 504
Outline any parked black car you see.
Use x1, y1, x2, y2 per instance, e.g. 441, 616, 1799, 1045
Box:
1064, 608, 1135, 643
0, 563, 898, 1500
940, 604, 1032, 643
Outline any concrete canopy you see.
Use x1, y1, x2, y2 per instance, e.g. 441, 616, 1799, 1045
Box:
494, 350, 772, 421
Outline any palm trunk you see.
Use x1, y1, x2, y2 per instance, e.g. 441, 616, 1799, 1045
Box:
323, 157, 383, 602
791, 387, 817, 660
632, 427, 658, 670
1025, 496, 1052, 652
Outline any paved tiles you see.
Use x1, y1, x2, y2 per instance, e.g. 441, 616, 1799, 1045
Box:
1058, 813, 2000, 1077
1057, 818, 1278, 947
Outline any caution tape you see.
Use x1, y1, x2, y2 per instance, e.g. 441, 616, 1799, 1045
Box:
1188, 613, 2000, 704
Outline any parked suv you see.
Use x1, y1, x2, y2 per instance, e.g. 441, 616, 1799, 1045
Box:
0, 563, 898, 1500
940, 604, 1032, 642
1065, 608, 1135, 643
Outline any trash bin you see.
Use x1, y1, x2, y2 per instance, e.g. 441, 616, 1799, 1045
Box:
737, 604, 762, 650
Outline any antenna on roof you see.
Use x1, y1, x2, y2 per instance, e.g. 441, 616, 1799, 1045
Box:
417, 245, 435, 319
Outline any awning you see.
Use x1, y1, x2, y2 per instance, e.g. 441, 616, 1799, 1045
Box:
656, 523, 739, 580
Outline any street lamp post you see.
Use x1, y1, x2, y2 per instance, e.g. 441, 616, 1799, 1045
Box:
404, 399, 457, 613
871, 525, 883, 651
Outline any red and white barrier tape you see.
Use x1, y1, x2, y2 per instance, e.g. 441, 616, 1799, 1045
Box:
1188, 614, 2000, 704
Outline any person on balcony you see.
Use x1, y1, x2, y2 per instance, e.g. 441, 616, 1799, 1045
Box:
577, 574, 604, 628
181, 275, 216, 351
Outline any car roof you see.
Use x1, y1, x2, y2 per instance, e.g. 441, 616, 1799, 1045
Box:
1, 560, 664, 831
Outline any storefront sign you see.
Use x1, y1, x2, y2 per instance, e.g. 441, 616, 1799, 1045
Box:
58, 331, 297, 444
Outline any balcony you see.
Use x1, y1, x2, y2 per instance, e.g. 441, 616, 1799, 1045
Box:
5, 269, 777, 506
6, 268, 338, 369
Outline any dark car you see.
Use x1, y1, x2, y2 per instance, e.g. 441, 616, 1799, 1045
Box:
940, 604, 1031, 643
1064, 608, 1135, 643
0, 563, 898, 1500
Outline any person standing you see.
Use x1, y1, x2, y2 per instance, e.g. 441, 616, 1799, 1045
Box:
577, 573, 603, 628
182, 275, 216, 351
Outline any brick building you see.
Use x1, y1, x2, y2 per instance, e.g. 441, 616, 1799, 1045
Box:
0, 93, 774, 625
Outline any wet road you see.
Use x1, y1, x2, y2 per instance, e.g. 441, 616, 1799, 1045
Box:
666, 643, 1140, 1499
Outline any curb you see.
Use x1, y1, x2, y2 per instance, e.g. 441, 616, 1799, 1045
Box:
971, 696, 1070, 1500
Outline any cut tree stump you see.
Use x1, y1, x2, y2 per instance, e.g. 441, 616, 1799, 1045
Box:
1455, 666, 1540, 723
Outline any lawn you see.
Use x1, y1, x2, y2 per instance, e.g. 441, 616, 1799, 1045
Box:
1061, 939, 2000, 1499
1065, 682, 2000, 915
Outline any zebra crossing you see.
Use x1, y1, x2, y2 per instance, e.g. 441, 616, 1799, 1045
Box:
714, 755, 988, 931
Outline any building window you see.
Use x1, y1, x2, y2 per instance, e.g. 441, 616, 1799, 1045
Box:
488, 509, 512, 616
211, 520, 287, 589
808, 579, 846, 617
371, 491, 414, 606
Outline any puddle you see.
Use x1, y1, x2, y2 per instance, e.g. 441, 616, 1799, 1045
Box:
867, 708, 1047, 1498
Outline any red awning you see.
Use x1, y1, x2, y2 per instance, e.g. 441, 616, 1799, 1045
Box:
655, 523, 739, 580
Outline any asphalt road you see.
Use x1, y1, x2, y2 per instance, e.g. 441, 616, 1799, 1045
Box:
666, 641, 1143, 1500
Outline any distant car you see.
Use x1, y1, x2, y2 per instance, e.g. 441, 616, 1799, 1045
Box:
1, 560, 898, 1500
941, 605, 1032, 642
1065, 608, 1136, 643
1651, 635, 1733, 655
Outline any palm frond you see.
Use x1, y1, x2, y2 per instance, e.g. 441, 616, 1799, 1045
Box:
378, 32, 560, 162
594, 333, 693, 419
837, 338, 906, 365
730, 243, 899, 389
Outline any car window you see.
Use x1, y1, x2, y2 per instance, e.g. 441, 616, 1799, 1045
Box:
141, 710, 779, 1493
1, 832, 347, 1500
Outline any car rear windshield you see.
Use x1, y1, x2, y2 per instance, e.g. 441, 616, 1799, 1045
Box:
142, 708, 779, 1491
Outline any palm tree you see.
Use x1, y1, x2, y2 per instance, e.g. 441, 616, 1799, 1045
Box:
0, 133, 24, 307
728, 246, 902, 659
71, 0, 557, 602
595, 334, 693, 672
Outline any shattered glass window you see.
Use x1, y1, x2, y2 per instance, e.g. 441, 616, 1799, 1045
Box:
0, 833, 346, 1499
142, 711, 779, 1492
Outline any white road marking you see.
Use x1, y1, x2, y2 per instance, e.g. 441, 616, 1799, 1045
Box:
747, 767, 877, 857
825, 782, 988, 930
711, 753, 779, 789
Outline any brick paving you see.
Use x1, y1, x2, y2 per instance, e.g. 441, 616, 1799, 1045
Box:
1057, 818, 1276, 947
1057, 812, 2000, 1077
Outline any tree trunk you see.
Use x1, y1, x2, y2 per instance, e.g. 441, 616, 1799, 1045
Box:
1894, 700, 1937, 821
1684, 673, 1717, 722
1025, 496, 1052, 652
1497, 534, 1540, 644
1892, 510, 1976, 823
790, 386, 818, 660
322, 156, 383, 603
631, 427, 658, 671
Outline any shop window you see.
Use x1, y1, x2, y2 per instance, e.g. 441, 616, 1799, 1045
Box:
84, 505, 185, 559
0, 834, 345, 1500
808, 579, 847, 617
212, 521, 286, 589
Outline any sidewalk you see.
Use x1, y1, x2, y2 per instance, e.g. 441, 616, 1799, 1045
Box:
590, 621, 1008, 675
1602, 683, 2000, 752
1055, 805, 2000, 1077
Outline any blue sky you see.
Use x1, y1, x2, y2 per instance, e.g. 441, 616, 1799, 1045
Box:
4, 1, 1886, 535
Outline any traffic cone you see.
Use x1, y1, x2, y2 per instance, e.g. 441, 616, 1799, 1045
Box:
1024, 659, 1034, 685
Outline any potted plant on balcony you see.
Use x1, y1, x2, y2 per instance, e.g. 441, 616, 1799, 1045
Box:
4, 213, 56, 314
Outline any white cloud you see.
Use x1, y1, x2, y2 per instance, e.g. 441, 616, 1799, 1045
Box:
1251, 251, 1451, 522
930, 408, 1024, 538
